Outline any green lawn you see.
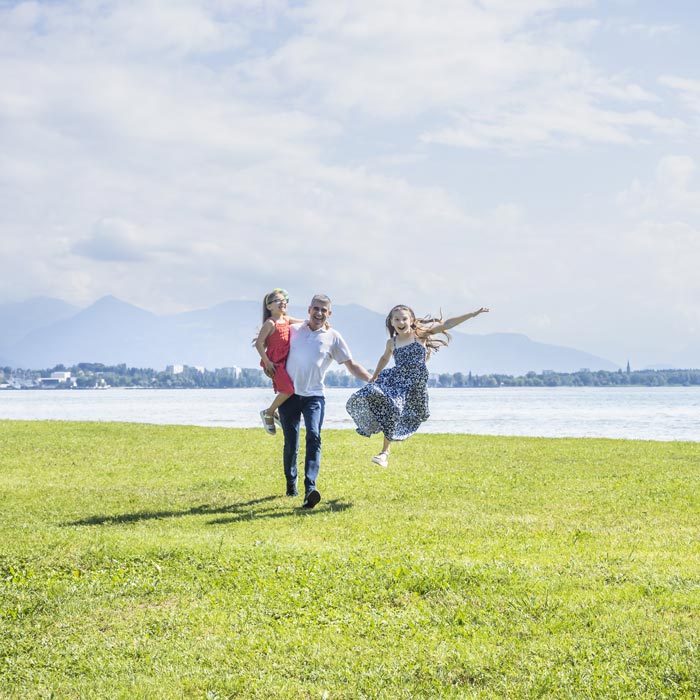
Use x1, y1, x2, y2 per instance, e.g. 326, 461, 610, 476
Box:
1, 420, 699, 699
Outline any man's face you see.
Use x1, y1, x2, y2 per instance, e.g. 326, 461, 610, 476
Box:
308, 300, 331, 330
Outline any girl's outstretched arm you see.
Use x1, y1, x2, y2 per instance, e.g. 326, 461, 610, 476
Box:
429, 307, 489, 334
370, 339, 393, 381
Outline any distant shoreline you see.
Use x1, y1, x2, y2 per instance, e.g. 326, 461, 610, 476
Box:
3, 365, 700, 390
4, 383, 700, 391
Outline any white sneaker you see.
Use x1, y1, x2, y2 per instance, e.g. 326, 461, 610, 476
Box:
371, 451, 389, 467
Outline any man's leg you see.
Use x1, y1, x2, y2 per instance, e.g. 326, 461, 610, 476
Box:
301, 395, 325, 503
278, 394, 301, 496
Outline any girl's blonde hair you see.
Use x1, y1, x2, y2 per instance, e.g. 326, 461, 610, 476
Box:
262, 288, 289, 323
385, 304, 450, 359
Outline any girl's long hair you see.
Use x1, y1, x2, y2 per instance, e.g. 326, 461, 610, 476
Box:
385, 305, 450, 359
253, 288, 290, 347
262, 288, 289, 324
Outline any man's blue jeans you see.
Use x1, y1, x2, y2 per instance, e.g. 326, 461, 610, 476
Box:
278, 394, 325, 496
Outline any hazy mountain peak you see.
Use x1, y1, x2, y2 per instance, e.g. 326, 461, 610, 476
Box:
0, 296, 80, 349
79, 295, 157, 319
2, 295, 622, 372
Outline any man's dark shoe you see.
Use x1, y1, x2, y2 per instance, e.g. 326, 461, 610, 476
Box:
302, 490, 321, 509
286, 488, 299, 497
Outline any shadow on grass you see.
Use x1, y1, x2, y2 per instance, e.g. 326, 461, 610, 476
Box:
63, 495, 353, 527
207, 498, 353, 525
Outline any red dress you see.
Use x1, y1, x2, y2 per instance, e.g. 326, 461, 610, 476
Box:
261, 317, 295, 395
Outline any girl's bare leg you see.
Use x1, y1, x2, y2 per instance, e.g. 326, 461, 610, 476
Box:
266, 392, 291, 416
371, 435, 391, 466
261, 393, 291, 434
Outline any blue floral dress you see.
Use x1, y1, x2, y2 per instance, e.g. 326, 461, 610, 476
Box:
346, 339, 429, 441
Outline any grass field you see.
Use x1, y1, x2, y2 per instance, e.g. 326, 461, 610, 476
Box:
1, 420, 700, 699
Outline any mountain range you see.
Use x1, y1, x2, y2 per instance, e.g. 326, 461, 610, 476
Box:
0, 295, 620, 375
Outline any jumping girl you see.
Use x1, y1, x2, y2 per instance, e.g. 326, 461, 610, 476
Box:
254, 288, 303, 435
346, 304, 489, 465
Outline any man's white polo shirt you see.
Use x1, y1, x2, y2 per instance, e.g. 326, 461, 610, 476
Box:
286, 323, 352, 397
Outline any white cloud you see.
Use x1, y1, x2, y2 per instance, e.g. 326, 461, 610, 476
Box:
602, 158, 700, 360
2, 0, 254, 56
615, 22, 679, 39
241, 0, 678, 152
660, 75, 700, 115
422, 101, 683, 151
617, 155, 700, 217
0, 0, 698, 366
73, 218, 150, 262
251, 1, 578, 120
625, 220, 700, 334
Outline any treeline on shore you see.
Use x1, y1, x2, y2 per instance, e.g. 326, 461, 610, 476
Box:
3, 363, 700, 389
435, 368, 700, 387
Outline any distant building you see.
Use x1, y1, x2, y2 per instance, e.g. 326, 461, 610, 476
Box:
39, 371, 73, 387
220, 366, 242, 379
166, 364, 206, 374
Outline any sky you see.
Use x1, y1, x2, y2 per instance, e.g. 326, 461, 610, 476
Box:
1, 0, 699, 368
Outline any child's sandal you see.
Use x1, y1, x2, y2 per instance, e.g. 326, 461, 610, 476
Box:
260, 409, 276, 435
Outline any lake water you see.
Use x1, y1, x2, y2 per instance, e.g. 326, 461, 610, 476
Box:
1, 387, 699, 442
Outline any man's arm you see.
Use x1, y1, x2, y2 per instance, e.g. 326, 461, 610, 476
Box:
343, 359, 372, 383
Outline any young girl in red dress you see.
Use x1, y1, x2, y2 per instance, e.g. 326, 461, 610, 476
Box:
254, 289, 302, 435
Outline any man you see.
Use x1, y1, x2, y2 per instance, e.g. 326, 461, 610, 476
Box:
276, 294, 371, 508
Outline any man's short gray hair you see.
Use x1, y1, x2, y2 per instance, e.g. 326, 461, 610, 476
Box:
310, 294, 331, 307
